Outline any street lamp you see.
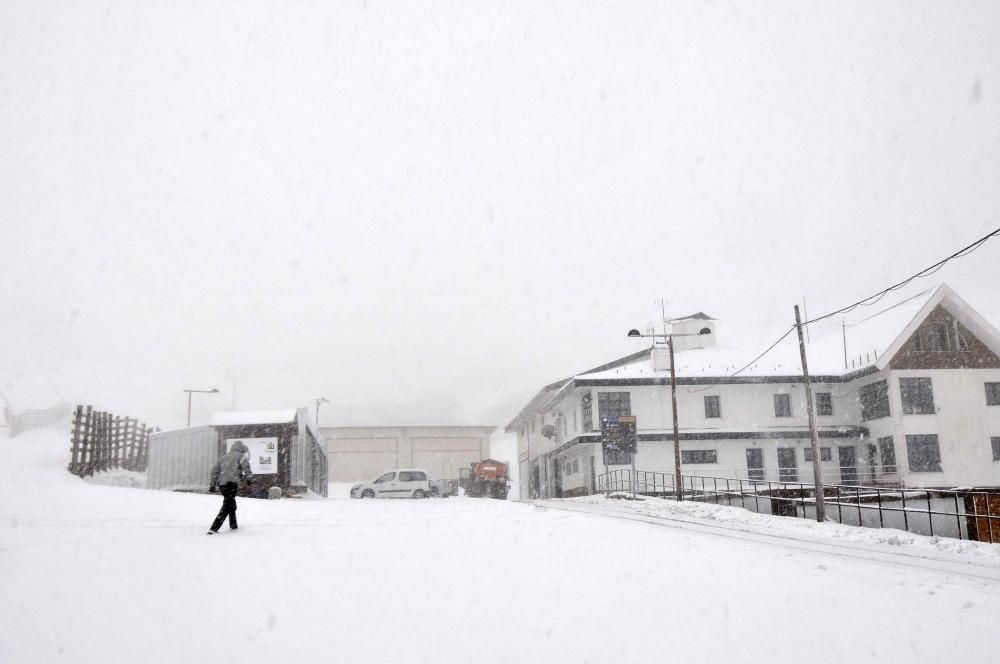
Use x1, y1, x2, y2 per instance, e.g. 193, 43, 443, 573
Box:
183, 388, 219, 427
627, 327, 710, 501
315, 397, 330, 427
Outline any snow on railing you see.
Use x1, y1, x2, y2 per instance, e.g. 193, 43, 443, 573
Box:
597, 469, 1000, 544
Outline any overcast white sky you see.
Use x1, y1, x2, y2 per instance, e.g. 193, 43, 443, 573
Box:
2, 1, 999, 429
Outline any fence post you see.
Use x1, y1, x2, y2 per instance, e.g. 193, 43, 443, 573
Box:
927, 492, 934, 537
82, 406, 94, 476
876, 487, 884, 528
113, 416, 122, 469
954, 494, 962, 540
902, 490, 909, 532
137, 422, 148, 471
987, 492, 995, 544
69, 406, 83, 475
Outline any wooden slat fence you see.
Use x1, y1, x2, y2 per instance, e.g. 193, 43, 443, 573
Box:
68, 405, 157, 477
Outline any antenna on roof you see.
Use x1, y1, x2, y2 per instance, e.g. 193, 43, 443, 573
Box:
656, 297, 669, 335
842, 319, 848, 370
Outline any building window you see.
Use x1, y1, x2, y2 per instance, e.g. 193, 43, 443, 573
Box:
927, 323, 949, 352
860, 380, 890, 420
681, 449, 718, 464
572, 459, 580, 473
704, 395, 721, 418
804, 447, 832, 462
774, 394, 792, 417
900, 377, 935, 415
992, 437, 1000, 462
746, 448, 765, 480
582, 394, 592, 433
573, 409, 578, 431
986, 383, 1000, 406
777, 447, 797, 482
905, 434, 942, 472
815, 392, 833, 416
598, 392, 632, 419
878, 436, 898, 473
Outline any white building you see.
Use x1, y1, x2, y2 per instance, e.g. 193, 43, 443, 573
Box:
507, 285, 1000, 499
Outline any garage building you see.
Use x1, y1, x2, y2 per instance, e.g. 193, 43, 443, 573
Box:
320, 425, 495, 483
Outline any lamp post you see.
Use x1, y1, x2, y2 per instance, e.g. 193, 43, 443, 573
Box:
184, 388, 219, 427
315, 397, 329, 427
627, 327, 710, 501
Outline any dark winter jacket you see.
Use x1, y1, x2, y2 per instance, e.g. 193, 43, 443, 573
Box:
210, 441, 252, 488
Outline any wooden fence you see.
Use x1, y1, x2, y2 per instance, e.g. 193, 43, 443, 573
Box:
68, 405, 156, 477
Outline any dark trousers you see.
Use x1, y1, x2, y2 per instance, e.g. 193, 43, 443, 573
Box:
210, 482, 239, 531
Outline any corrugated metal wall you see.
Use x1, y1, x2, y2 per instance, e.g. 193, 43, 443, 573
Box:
147, 426, 217, 491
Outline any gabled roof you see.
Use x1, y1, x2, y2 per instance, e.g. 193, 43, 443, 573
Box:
876, 284, 1000, 370
670, 312, 716, 321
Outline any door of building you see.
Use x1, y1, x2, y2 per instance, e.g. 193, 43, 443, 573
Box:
553, 457, 563, 498
777, 447, 797, 482
865, 444, 878, 484
839, 446, 858, 485
746, 448, 765, 481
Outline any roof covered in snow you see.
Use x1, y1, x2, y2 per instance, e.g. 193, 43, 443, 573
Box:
507, 284, 1000, 429
578, 288, 941, 381
209, 409, 299, 426
670, 312, 716, 321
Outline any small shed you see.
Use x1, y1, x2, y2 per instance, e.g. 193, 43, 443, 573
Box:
208, 408, 329, 498
147, 425, 218, 491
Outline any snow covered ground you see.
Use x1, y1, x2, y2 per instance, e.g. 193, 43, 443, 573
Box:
2, 431, 999, 664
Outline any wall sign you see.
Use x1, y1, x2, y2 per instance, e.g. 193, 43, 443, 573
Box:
228, 437, 278, 475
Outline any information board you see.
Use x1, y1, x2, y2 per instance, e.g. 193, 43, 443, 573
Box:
600, 415, 637, 457
227, 437, 278, 475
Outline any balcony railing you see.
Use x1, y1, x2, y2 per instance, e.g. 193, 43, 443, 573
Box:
596, 469, 1000, 543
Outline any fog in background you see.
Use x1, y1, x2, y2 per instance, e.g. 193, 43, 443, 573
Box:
2, 1, 999, 430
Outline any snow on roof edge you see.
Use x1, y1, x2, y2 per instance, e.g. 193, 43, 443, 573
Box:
209, 409, 298, 426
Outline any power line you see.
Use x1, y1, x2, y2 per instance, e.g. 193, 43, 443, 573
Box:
804, 226, 1000, 326
686, 326, 795, 393
846, 288, 933, 328
681, 225, 999, 396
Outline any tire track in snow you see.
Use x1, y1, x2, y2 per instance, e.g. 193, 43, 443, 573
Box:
533, 500, 1000, 584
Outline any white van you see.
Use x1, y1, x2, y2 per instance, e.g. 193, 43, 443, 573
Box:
350, 469, 431, 499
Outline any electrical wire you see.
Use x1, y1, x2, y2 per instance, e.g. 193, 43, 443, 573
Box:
803, 226, 1000, 326
679, 226, 998, 395
686, 325, 796, 393
845, 288, 933, 328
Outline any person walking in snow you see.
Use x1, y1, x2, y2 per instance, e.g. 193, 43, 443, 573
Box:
207, 440, 252, 534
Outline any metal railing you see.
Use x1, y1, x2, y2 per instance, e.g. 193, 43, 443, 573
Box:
596, 469, 1000, 543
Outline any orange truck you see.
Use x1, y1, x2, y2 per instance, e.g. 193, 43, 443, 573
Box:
460, 459, 510, 499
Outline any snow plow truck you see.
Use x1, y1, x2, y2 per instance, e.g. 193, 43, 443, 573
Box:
460, 459, 510, 499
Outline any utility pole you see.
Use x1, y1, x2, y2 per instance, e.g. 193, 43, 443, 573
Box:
668, 335, 683, 501
794, 305, 825, 522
